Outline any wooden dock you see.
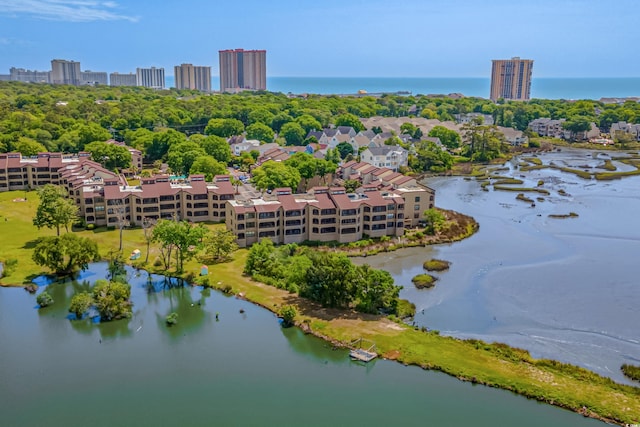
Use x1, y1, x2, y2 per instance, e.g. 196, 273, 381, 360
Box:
349, 338, 377, 363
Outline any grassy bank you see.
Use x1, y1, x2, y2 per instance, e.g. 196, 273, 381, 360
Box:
205, 252, 639, 425
2, 190, 639, 424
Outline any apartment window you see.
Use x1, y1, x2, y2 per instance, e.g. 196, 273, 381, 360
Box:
415, 196, 421, 202
371, 224, 386, 231
246, 222, 255, 228
312, 209, 319, 215
312, 227, 319, 233
238, 233, 245, 239
387, 204, 395, 210
387, 222, 395, 228
372, 215, 385, 222
258, 212, 275, 219
387, 213, 394, 219
320, 227, 336, 234
341, 218, 357, 225
372, 206, 386, 213
341, 227, 357, 234
246, 212, 255, 219
397, 222, 404, 228
342, 209, 357, 216
285, 229, 302, 235
414, 205, 420, 211
246, 231, 255, 238
414, 213, 420, 219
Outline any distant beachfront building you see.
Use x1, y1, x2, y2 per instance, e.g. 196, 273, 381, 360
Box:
109, 72, 137, 87
136, 67, 165, 89
81, 70, 108, 86
174, 63, 211, 92
219, 49, 266, 92
8, 67, 50, 83
51, 59, 81, 86
490, 57, 533, 101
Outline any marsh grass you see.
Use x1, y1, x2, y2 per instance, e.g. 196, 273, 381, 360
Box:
423, 259, 450, 271
412, 274, 437, 289
494, 186, 550, 195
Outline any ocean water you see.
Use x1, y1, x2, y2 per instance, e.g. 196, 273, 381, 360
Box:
167, 76, 640, 100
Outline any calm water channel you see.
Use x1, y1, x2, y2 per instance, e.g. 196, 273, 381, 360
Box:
359, 148, 640, 385
0, 261, 603, 426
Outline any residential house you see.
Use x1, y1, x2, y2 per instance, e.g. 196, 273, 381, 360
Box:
360, 146, 408, 170
528, 118, 565, 138
497, 127, 528, 146
610, 121, 640, 141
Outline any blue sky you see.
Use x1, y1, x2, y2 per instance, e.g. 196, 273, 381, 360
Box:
0, 0, 637, 78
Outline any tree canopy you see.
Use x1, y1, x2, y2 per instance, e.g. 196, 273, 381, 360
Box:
251, 160, 301, 192
32, 233, 100, 276
33, 184, 78, 236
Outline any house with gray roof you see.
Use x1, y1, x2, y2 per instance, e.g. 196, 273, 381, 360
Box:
610, 121, 640, 141
360, 145, 408, 171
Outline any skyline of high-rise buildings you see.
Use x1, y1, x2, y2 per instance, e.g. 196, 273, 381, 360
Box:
219, 49, 267, 92
490, 57, 534, 101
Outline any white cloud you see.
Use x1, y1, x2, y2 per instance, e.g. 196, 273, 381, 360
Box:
0, 0, 138, 22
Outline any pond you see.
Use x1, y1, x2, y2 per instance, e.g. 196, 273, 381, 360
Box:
0, 262, 603, 426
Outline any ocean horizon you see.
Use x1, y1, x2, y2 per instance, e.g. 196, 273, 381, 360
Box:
164, 76, 640, 101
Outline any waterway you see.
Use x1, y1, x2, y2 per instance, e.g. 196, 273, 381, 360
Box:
0, 262, 603, 426
358, 148, 640, 385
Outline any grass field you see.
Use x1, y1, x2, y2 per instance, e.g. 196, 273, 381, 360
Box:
0, 190, 223, 285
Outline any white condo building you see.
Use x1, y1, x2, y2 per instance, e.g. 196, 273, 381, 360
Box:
136, 67, 165, 89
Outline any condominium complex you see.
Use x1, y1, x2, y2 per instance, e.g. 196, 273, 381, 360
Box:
136, 67, 165, 89
174, 64, 212, 92
490, 57, 534, 101
8, 67, 50, 83
0, 152, 234, 226
81, 70, 108, 86
1, 151, 436, 248
226, 184, 434, 248
109, 72, 137, 87
51, 59, 81, 86
219, 49, 266, 92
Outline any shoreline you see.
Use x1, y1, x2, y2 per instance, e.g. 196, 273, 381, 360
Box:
3, 218, 639, 424
203, 254, 639, 426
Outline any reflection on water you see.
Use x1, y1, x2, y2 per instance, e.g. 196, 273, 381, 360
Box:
0, 260, 604, 426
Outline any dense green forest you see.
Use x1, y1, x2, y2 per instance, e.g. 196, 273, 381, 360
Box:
1, 81, 639, 170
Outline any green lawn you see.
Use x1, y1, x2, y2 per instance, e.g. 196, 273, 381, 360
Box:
1, 190, 639, 424
0, 190, 223, 285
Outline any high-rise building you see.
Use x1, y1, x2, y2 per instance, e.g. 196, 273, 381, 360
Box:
219, 49, 266, 92
81, 70, 108, 86
136, 67, 165, 89
109, 72, 137, 87
174, 63, 212, 92
51, 59, 81, 85
9, 67, 50, 83
490, 57, 534, 101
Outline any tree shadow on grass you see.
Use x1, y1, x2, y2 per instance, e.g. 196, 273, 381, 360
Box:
280, 293, 383, 323
22, 239, 41, 249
